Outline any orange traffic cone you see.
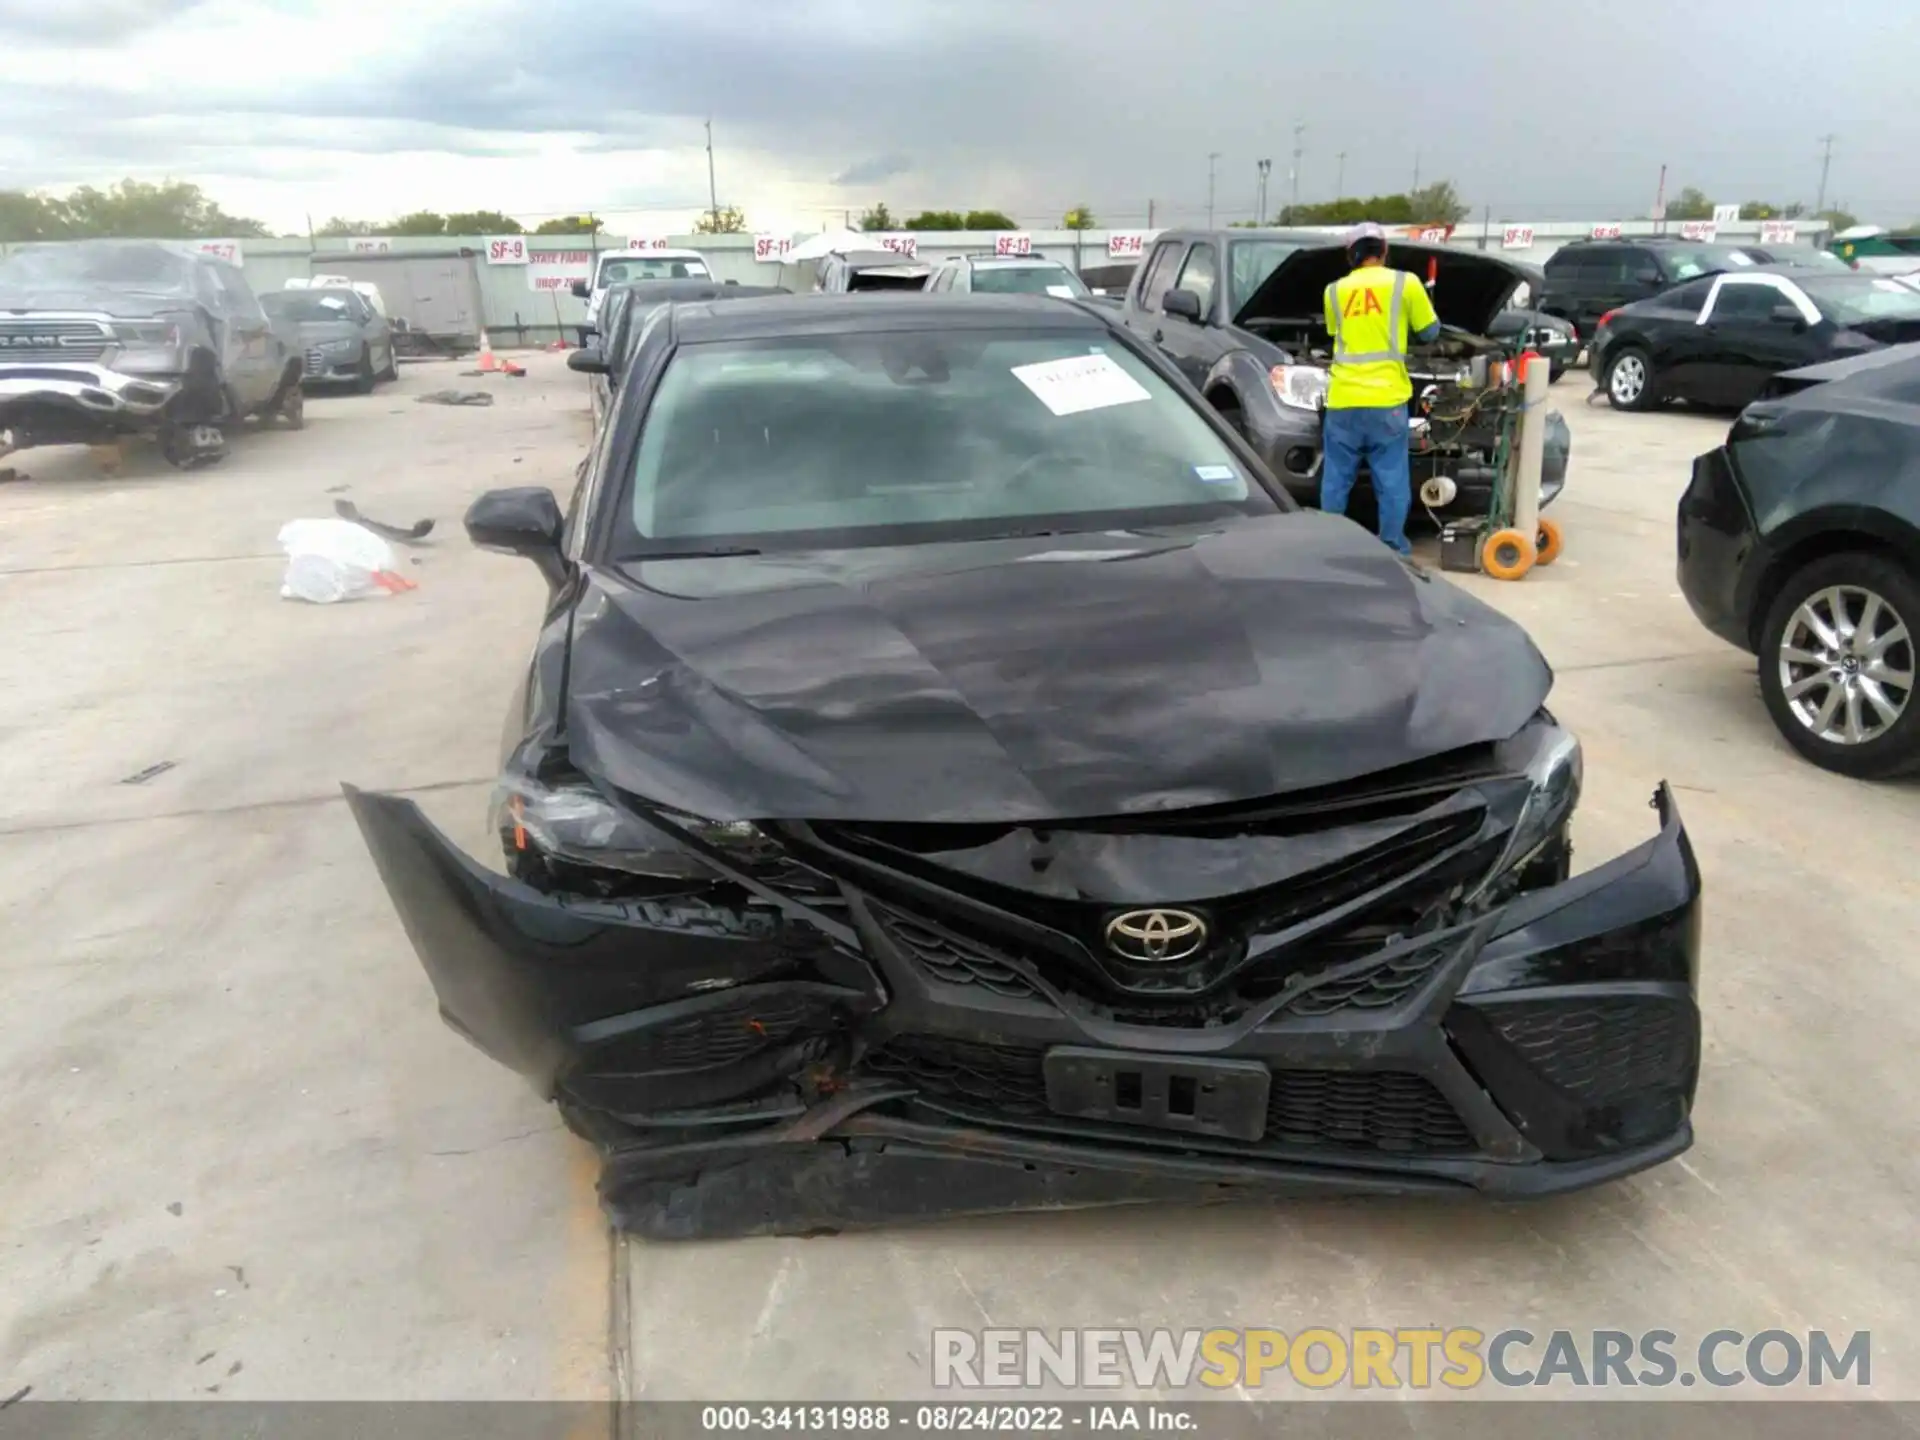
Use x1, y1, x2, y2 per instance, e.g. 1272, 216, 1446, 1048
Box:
477, 331, 501, 372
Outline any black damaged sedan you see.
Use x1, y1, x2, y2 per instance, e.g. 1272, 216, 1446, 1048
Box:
347, 295, 1703, 1239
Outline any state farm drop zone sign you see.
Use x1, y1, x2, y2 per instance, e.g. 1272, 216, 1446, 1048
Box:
527, 248, 594, 292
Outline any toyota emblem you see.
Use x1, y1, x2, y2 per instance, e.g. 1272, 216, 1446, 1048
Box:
1105, 908, 1208, 963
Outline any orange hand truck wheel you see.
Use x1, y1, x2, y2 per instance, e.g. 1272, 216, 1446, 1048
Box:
1534, 517, 1564, 566
1481, 527, 1536, 581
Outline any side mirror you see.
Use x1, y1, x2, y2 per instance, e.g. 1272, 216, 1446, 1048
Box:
1770, 303, 1807, 329
1161, 288, 1205, 322
724, 278, 739, 286
569, 280, 590, 299
465, 487, 568, 591
1636, 268, 1663, 284
566, 346, 608, 374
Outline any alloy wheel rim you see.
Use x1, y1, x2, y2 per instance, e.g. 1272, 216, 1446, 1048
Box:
1610, 355, 1645, 402
1778, 584, 1915, 746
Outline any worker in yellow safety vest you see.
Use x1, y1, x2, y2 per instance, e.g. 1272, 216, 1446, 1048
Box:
1320, 221, 1441, 555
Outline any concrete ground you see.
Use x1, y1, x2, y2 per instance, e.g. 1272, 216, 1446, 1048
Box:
2, 358, 1916, 1403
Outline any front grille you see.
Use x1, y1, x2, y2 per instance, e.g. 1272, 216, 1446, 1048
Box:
604, 990, 828, 1073
1483, 996, 1696, 1101
0, 319, 110, 362
303, 347, 326, 376
864, 1036, 1052, 1115
1280, 942, 1452, 1018
1265, 1070, 1474, 1153
871, 905, 1038, 999
861, 1035, 1477, 1154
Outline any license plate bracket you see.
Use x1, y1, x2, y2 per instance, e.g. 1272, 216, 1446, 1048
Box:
1043, 1048, 1270, 1142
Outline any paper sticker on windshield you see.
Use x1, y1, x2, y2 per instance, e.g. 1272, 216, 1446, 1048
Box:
1011, 353, 1151, 416
320, 295, 348, 309
1045, 284, 1076, 298
1194, 464, 1237, 483
1874, 279, 1908, 293
1727, 252, 1754, 266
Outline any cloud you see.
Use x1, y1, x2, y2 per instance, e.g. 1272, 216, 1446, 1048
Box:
832, 154, 913, 187
2, 0, 1918, 234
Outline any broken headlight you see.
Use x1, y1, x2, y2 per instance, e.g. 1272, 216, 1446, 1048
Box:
1269, 364, 1329, 411
111, 318, 187, 373
1467, 724, 1583, 905
490, 776, 768, 880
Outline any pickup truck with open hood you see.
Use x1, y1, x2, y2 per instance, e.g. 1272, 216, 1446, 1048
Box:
1119, 228, 1570, 523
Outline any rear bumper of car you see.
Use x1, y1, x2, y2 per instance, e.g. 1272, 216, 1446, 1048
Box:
346, 782, 1703, 1238
1676, 442, 1762, 652
1256, 405, 1570, 518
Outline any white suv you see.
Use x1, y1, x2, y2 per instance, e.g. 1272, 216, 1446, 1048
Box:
924, 254, 1089, 297
571, 248, 714, 335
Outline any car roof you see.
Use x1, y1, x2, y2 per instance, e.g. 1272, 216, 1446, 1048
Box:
602, 247, 706, 261
668, 293, 1112, 343
961, 255, 1068, 266
1156, 227, 1329, 244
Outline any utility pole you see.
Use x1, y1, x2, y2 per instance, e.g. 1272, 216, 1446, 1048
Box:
1815, 133, 1838, 215
1335, 151, 1347, 200
1290, 123, 1306, 211
1207, 152, 1221, 228
1411, 150, 1421, 194
705, 117, 720, 229
1255, 159, 1271, 224
1147, 198, 1156, 228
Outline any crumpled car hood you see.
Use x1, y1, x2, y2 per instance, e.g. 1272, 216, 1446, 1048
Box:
564, 512, 1552, 823
0, 288, 192, 320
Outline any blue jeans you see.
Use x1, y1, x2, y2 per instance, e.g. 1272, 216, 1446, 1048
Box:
1320, 403, 1412, 556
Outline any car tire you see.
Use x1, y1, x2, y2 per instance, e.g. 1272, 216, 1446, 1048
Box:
1548, 362, 1567, 384
1758, 552, 1920, 779
354, 351, 377, 395
378, 349, 398, 382
1603, 346, 1658, 411
276, 383, 305, 430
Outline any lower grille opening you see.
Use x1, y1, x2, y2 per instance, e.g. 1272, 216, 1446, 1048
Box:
861, 1035, 1477, 1155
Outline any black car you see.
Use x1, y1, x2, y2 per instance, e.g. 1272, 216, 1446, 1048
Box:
1539, 237, 1766, 338
815, 250, 931, 293
1118, 228, 1570, 520
1678, 342, 1920, 777
1486, 308, 1579, 382
348, 294, 1702, 1238
1592, 266, 1920, 411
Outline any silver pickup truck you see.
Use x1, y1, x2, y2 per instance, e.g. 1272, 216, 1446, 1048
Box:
0, 239, 305, 467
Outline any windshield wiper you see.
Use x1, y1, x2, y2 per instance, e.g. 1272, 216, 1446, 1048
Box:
627, 544, 764, 560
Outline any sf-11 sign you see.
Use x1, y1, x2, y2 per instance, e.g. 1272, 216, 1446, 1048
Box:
485, 236, 529, 265
753, 234, 793, 263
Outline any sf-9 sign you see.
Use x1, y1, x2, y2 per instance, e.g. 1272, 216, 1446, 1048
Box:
486, 236, 529, 265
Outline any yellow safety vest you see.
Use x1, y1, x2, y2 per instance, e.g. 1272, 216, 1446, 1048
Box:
1322, 266, 1430, 409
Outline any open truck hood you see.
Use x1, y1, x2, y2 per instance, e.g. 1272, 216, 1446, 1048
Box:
1235, 242, 1539, 335
562, 512, 1552, 824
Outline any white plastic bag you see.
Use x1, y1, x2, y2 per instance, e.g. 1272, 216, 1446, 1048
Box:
277, 518, 411, 604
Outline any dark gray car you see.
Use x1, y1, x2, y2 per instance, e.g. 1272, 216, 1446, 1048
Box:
0, 240, 305, 466
261, 288, 396, 392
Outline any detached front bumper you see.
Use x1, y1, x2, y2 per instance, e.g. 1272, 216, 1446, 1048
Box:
0, 362, 183, 433
347, 783, 1702, 1238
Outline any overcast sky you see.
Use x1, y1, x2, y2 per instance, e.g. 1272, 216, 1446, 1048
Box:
1, 0, 1913, 235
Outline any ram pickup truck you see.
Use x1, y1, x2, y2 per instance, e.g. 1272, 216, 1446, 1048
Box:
1118, 228, 1570, 521
0, 240, 303, 466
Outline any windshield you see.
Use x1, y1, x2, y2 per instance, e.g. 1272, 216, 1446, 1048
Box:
1665, 245, 1754, 280
618, 329, 1276, 552
971, 265, 1088, 297
0, 242, 196, 293
1799, 276, 1920, 324
598, 255, 711, 285
262, 291, 361, 323
1228, 240, 1306, 310
1763, 249, 1852, 272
